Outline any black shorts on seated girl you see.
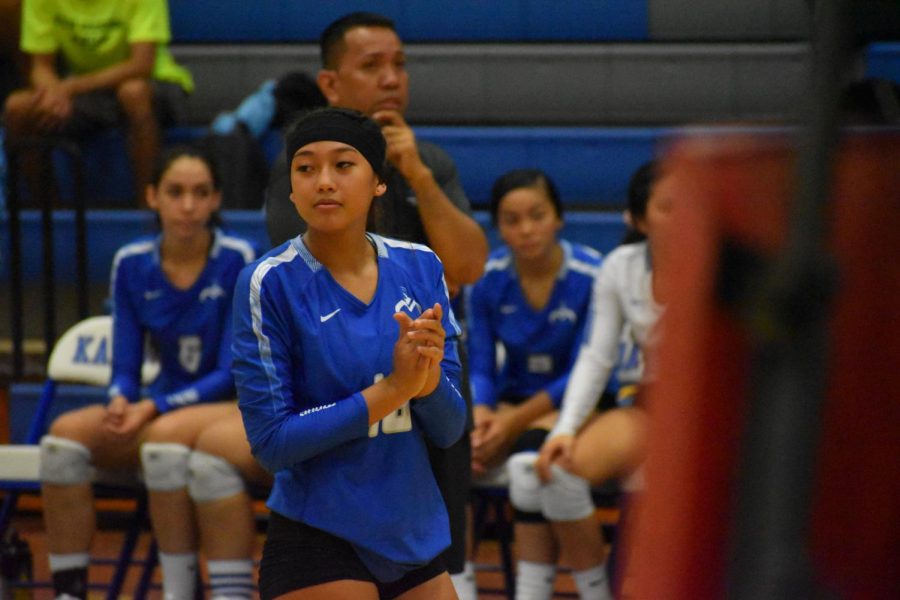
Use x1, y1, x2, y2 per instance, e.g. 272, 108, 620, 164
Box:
259, 512, 447, 599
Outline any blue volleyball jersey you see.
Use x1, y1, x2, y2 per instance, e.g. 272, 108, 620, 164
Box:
466, 240, 602, 409
108, 229, 256, 412
232, 233, 466, 579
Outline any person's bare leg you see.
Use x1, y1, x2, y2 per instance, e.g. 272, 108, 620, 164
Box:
192, 410, 270, 560
42, 408, 97, 557
273, 579, 378, 600
395, 572, 458, 600
552, 517, 612, 600
511, 522, 557, 600
42, 405, 144, 553
568, 407, 648, 486
546, 407, 647, 600
143, 404, 236, 551
516, 522, 557, 565
191, 408, 272, 598
116, 78, 158, 207
142, 403, 237, 599
3, 90, 58, 206
552, 517, 607, 571
42, 403, 147, 597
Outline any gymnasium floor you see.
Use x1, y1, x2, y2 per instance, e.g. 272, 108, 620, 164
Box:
3, 494, 589, 599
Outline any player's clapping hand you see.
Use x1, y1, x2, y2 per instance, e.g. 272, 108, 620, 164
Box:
407, 303, 445, 397
388, 310, 431, 400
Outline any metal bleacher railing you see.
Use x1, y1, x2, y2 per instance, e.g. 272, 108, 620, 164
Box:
3, 137, 90, 380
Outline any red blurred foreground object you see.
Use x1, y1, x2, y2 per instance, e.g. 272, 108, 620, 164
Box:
625, 131, 900, 600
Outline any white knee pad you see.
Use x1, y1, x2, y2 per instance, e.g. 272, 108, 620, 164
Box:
39, 435, 92, 485
507, 452, 543, 513
188, 450, 245, 503
540, 463, 595, 522
140, 443, 191, 491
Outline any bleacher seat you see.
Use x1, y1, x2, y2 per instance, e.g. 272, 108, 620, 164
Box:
648, 0, 808, 40
171, 42, 812, 126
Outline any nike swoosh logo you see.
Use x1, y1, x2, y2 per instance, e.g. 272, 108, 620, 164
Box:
320, 308, 341, 323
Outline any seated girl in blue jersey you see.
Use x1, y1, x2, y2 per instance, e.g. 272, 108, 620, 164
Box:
463, 169, 613, 600
38, 145, 256, 600
231, 107, 467, 600
535, 161, 674, 595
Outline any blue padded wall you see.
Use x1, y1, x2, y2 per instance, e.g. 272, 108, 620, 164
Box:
417, 126, 663, 207
43, 126, 666, 209
168, 1, 647, 43
0, 210, 625, 284
866, 43, 900, 84
7, 384, 105, 444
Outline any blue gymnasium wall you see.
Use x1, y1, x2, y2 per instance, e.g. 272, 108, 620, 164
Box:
168, 1, 648, 42
7, 385, 105, 444
44, 127, 665, 209
866, 43, 900, 84
0, 210, 627, 284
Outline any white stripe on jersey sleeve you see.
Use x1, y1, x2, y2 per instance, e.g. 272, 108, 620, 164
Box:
567, 258, 602, 278
109, 240, 155, 308
378, 235, 436, 257
484, 253, 512, 273
219, 234, 257, 264
248, 244, 300, 409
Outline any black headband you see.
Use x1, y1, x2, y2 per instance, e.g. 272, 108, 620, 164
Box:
284, 109, 386, 177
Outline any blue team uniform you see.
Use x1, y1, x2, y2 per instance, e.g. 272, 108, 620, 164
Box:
467, 240, 602, 408
108, 228, 256, 412
232, 234, 467, 581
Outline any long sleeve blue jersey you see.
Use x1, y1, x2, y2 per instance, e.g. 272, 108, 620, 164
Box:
466, 240, 602, 409
232, 233, 467, 580
107, 229, 256, 412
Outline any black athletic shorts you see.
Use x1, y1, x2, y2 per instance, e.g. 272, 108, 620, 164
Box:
259, 512, 447, 600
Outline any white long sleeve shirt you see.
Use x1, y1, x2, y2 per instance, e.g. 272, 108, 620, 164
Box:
552, 241, 663, 436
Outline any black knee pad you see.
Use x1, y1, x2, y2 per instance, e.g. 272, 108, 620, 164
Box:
510, 428, 550, 455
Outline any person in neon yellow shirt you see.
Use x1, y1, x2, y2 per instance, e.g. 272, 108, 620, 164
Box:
3, 0, 193, 206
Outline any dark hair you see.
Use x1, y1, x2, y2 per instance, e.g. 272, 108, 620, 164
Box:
272, 71, 327, 128
150, 145, 222, 228
151, 144, 220, 190
283, 107, 387, 180
489, 169, 563, 227
839, 78, 900, 125
320, 12, 397, 69
622, 160, 658, 244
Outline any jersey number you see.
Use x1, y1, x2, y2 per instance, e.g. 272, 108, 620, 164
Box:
368, 373, 412, 437
178, 336, 202, 373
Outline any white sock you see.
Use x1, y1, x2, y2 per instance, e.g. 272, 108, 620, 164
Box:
450, 560, 478, 600
158, 552, 198, 600
48, 553, 90, 573
515, 560, 556, 600
208, 559, 255, 599
572, 564, 612, 600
